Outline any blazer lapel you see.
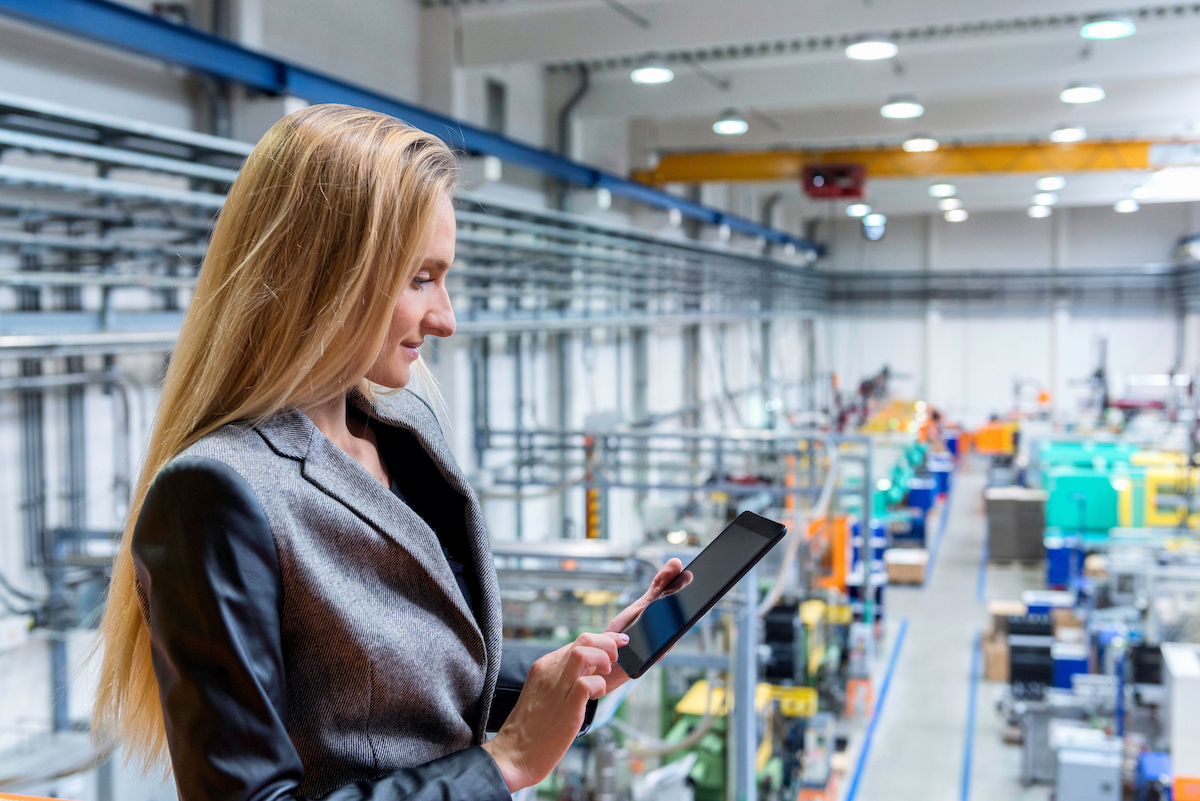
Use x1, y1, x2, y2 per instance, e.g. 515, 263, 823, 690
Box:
349, 388, 504, 722
255, 404, 486, 657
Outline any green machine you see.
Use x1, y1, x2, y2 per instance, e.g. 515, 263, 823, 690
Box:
1043, 468, 1119, 531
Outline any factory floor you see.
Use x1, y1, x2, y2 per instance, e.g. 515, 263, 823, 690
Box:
845, 458, 1049, 801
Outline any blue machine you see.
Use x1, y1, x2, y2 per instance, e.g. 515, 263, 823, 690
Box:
1052, 642, 1090, 689
1136, 752, 1171, 801
1045, 534, 1085, 588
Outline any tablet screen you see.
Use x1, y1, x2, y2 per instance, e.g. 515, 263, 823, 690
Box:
622, 519, 775, 666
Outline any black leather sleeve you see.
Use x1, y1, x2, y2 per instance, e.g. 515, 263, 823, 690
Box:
132, 457, 511, 801
487, 643, 598, 734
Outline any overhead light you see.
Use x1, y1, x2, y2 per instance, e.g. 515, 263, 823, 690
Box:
631, 59, 674, 85
881, 95, 924, 119
845, 39, 898, 60
938, 197, 962, 211
862, 212, 886, 241
903, 136, 939, 152
1033, 192, 1058, 206
1080, 16, 1136, 40
666, 529, 689, 545
1036, 176, 1066, 192
943, 209, 968, 222
1114, 198, 1140, 213
846, 203, 871, 217
713, 110, 748, 135
1131, 166, 1200, 200
596, 187, 612, 210
928, 183, 957, 197
1060, 82, 1105, 104
1050, 125, 1088, 143
1027, 205, 1052, 218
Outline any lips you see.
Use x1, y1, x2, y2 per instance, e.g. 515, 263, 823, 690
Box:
401, 340, 422, 359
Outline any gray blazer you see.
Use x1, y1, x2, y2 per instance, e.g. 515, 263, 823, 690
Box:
136, 388, 510, 800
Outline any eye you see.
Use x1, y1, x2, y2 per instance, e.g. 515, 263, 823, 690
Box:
412, 274, 434, 289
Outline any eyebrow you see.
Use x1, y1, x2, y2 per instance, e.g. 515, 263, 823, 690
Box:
422, 257, 452, 272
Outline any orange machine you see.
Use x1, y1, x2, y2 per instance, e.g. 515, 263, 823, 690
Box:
811, 515, 851, 591
972, 421, 1018, 456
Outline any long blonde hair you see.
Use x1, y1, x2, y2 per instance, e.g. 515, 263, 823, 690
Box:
94, 104, 459, 769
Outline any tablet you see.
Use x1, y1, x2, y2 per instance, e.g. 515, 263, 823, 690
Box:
616, 511, 787, 679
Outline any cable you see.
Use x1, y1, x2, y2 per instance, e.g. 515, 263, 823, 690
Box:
0, 569, 41, 602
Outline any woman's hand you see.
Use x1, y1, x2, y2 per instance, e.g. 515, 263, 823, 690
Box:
483, 632, 626, 792
602, 558, 693, 692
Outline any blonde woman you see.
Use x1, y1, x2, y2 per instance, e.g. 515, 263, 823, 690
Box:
95, 104, 686, 801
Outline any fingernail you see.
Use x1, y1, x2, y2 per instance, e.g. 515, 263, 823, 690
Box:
617, 633, 630, 644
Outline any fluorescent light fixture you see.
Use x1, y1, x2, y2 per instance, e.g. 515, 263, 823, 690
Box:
1050, 125, 1088, 143
713, 110, 748, 135
863, 213, 886, 226
846, 203, 871, 217
596, 187, 612, 210
845, 39, 898, 60
928, 183, 957, 197
943, 209, 968, 222
631, 59, 674, 84
1081, 16, 1136, 40
1027, 205, 1052, 218
881, 96, 924, 119
1060, 82, 1105, 104
903, 137, 939, 152
1036, 176, 1066, 192
1130, 166, 1200, 201
938, 197, 962, 211
1033, 192, 1058, 206
1114, 198, 1139, 213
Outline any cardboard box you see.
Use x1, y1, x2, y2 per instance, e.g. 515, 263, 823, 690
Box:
983, 633, 1010, 682
1052, 607, 1084, 639
984, 487, 1047, 561
884, 548, 928, 585
986, 599, 1027, 636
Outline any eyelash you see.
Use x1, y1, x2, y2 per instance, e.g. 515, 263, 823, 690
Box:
413, 276, 433, 288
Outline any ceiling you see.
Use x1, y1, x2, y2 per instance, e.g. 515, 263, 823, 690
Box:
449, 0, 1200, 216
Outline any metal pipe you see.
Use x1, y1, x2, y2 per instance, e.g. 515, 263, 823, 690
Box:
555, 64, 589, 211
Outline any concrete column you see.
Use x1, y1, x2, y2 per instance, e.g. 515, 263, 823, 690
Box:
923, 305, 940, 403
1051, 207, 1070, 268
419, 6, 465, 118
1050, 302, 1071, 422
1181, 312, 1200, 374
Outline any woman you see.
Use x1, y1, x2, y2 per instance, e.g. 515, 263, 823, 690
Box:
95, 104, 686, 801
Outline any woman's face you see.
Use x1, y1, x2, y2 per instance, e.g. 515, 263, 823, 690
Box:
365, 193, 457, 389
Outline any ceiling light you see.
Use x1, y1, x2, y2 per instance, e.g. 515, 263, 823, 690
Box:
903, 136, 939, 152
943, 209, 968, 222
1080, 16, 1136, 40
1033, 192, 1058, 206
1027, 205, 1052, 218
928, 183, 957, 197
631, 59, 674, 85
938, 197, 962, 211
1050, 125, 1088, 143
1060, 82, 1106, 104
1036, 176, 1066, 192
596, 187, 612, 210
713, 110, 748, 135
1114, 198, 1139, 213
881, 96, 924, 119
846, 203, 871, 217
845, 39, 898, 60
864, 213, 886, 226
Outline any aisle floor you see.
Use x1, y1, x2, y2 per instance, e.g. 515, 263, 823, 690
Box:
845, 460, 1051, 801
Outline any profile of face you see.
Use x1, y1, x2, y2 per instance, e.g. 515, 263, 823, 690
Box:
365, 194, 457, 389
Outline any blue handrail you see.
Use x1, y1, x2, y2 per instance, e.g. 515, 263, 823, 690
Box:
0, 0, 819, 253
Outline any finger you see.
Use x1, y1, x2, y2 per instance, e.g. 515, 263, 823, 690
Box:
662, 569, 693, 597
573, 674, 608, 702
648, 558, 685, 597
575, 632, 625, 661
605, 559, 687, 633
567, 645, 615, 675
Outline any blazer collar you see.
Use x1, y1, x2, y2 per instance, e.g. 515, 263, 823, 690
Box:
253, 391, 487, 660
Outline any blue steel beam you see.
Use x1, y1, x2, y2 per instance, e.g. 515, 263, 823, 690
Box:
0, 0, 819, 253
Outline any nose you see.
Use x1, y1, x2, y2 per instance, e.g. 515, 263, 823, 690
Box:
423, 284, 456, 338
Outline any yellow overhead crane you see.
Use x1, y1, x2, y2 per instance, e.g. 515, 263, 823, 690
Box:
631, 139, 1200, 184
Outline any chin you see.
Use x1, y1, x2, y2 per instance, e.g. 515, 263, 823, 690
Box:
366, 362, 410, 390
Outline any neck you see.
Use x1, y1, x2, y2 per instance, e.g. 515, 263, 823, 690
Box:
300, 393, 357, 450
